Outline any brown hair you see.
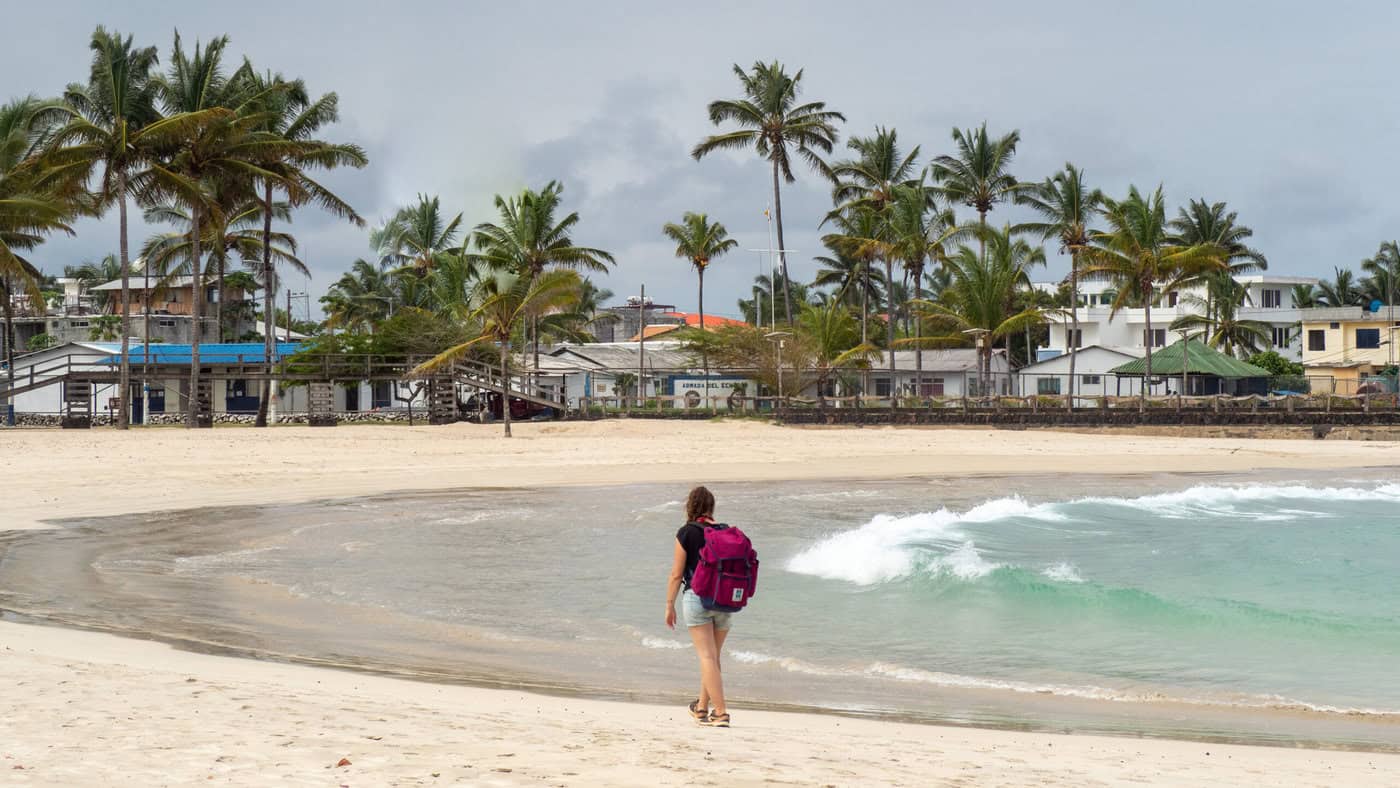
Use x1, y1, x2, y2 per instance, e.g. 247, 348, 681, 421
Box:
685, 485, 715, 522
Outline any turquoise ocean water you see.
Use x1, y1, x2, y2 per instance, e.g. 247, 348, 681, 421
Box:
2, 472, 1398, 747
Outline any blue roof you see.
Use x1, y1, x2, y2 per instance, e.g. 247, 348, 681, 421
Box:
98, 342, 302, 365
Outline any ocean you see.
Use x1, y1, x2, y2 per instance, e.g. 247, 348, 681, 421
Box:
2, 471, 1398, 749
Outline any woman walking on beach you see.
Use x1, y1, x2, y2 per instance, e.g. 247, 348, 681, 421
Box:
666, 485, 737, 728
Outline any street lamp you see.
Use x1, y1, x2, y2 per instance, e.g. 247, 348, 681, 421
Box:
765, 330, 792, 406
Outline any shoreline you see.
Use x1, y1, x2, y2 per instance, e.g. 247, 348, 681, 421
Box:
5, 420, 1400, 532
3, 618, 1397, 786
5, 422, 1400, 783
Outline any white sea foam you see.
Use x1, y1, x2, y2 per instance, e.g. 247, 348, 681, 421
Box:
729, 650, 841, 676
641, 637, 686, 650
172, 546, 283, 574
785, 496, 1054, 585
1042, 562, 1086, 583
729, 654, 1400, 717
1074, 482, 1400, 520
789, 482, 1400, 586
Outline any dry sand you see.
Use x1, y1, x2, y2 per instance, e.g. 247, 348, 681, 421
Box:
3, 421, 1400, 786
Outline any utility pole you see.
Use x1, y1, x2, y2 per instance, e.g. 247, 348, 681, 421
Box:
637, 283, 646, 410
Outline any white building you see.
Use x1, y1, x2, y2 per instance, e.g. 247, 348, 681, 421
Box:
1016, 345, 1141, 400
866, 349, 1012, 398
1043, 274, 1319, 362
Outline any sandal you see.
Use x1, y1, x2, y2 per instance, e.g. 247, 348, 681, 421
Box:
688, 699, 709, 723
700, 712, 731, 728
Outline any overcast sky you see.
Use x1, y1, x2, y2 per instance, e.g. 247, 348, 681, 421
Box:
6, 1, 1398, 320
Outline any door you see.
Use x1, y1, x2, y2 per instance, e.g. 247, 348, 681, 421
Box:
129, 384, 144, 425
344, 384, 360, 412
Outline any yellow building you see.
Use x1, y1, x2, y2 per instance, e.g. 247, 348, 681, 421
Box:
1299, 307, 1400, 392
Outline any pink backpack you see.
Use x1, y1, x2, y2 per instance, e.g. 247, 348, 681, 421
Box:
689, 523, 759, 612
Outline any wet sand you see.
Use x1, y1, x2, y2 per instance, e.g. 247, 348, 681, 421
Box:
4, 421, 1400, 785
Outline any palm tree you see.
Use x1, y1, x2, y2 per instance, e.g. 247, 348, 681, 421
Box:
661, 212, 738, 334
692, 61, 844, 324
149, 33, 291, 427
1080, 186, 1225, 405
413, 268, 582, 437
1018, 164, 1101, 402
812, 244, 885, 321
1167, 199, 1267, 337
469, 181, 613, 384
929, 123, 1023, 266
1290, 283, 1319, 309
1, 97, 78, 421
322, 258, 394, 331
1362, 240, 1398, 308
795, 300, 879, 405
910, 225, 1047, 394
1316, 267, 1360, 307
820, 207, 887, 346
662, 212, 737, 408
65, 253, 124, 311
140, 188, 303, 339
886, 183, 964, 379
373, 194, 462, 273
240, 66, 366, 427
827, 127, 922, 217
54, 27, 163, 429
1170, 277, 1272, 358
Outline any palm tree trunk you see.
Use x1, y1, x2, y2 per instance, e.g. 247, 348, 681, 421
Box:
143, 248, 151, 423
187, 201, 204, 428
214, 250, 225, 343
885, 257, 896, 404
1142, 284, 1153, 410
913, 263, 923, 380
3, 281, 14, 426
1067, 249, 1079, 408
500, 346, 512, 438
771, 158, 793, 325
256, 183, 276, 428
117, 175, 131, 430
699, 265, 709, 411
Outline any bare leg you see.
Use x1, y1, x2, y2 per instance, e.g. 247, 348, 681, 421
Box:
688, 623, 726, 716
698, 626, 731, 710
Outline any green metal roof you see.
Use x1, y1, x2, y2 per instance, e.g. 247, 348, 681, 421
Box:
1110, 338, 1271, 378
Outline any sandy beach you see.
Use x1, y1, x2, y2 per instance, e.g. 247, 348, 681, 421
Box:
4, 421, 1400, 786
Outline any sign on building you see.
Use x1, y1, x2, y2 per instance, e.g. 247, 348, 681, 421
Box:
669, 377, 755, 410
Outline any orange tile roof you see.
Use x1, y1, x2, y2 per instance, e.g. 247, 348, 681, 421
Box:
659, 312, 747, 329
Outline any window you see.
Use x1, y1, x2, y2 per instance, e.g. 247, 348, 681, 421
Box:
228, 379, 248, 398
157, 318, 176, 327
1083, 375, 1102, 385
1037, 378, 1062, 395
1262, 289, 1282, 308
874, 378, 892, 397
1067, 329, 1083, 349
1143, 328, 1166, 348
69, 320, 89, 328
1330, 322, 1340, 329
1308, 330, 1326, 352
919, 377, 944, 397
372, 381, 392, 409
1271, 326, 1291, 348
1356, 328, 1381, 349
1167, 291, 1179, 307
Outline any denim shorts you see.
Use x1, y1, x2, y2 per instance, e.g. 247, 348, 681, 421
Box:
681, 589, 733, 631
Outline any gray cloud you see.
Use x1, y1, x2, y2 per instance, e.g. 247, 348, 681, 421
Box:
6, 0, 1400, 317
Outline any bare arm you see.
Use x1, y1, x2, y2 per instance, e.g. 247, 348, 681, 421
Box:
665, 538, 686, 629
